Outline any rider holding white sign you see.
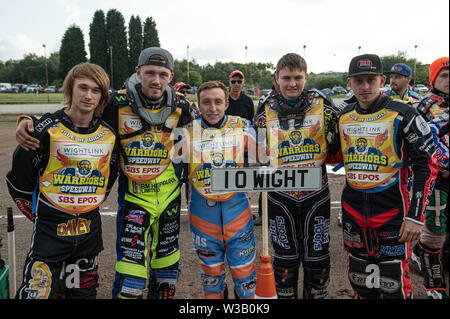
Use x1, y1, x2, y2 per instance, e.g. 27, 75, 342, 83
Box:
253, 53, 341, 299
177, 81, 258, 299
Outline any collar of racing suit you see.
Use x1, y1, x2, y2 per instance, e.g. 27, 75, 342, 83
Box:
271, 91, 315, 130
201, 115, 226, 129
125, 73, 178, 126
430, 87, 449, 106
355, 93, 387, 115
58, 108, 102, 134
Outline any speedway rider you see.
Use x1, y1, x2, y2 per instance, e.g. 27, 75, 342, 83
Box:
411, 57, 449, 299
177, 81, 257, 299
253, 53, 341, 299
336, 54, 437, 299
7, 63, 118, 299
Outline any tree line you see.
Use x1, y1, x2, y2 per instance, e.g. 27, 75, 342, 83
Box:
0, 7, 432, 91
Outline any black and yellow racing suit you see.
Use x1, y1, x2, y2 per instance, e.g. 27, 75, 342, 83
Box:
6, 109, 118, 299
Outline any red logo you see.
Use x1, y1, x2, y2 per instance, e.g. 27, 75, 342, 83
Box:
358, 59, 373, 69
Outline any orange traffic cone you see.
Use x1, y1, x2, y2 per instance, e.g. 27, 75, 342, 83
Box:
255, 254, 277, 299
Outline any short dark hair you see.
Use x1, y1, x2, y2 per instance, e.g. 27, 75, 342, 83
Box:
276, 53, 307, 74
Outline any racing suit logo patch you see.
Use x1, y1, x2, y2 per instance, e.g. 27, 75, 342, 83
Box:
265, 102, 327, 169
188, 117, 244, 201
57, 218, 91, 236
313, 216, 330, 251
340, 109, 404, 190
40, 122, 115, 214
25, 261, 52, 299
118, 107, 180, 182
269, 216, 290, 249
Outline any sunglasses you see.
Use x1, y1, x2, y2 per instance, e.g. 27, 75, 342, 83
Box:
230, 80, 243, 84
180, 90, 189, 94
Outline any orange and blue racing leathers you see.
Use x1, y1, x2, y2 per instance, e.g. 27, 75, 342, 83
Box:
180, 115, 257, 299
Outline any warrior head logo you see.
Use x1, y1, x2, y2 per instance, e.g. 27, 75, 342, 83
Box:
289, 131, 303, 145
210, 152, 224, 167
356, 137, 368, 153
78, 160, 92, 175
142, 132, 154, 148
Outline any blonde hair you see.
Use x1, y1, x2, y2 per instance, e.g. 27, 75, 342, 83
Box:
62, 62, 110, 117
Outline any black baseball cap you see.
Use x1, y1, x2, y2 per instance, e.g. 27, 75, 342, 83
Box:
348, 54, 383, 77
137, 47, 174, 72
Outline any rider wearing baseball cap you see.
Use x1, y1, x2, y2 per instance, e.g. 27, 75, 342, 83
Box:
383, 63, 421, 102
336, 53, 438, 299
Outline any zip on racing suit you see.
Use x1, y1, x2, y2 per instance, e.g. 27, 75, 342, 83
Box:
411, 88, 449, 298
179, 115, 257, 299
6, 109, 118, 299
337, 94, 438, 299
253, 89, 341, 299
104, 74, 192, 299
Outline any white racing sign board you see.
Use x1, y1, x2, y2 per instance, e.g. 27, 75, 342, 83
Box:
210, 167, 322, 192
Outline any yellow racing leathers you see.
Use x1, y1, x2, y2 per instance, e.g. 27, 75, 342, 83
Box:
104, 75, 192, 299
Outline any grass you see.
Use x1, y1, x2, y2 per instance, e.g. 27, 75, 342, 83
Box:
0, 93, 65, 104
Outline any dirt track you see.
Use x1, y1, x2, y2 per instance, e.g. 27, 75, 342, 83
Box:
0, 119, 443, 299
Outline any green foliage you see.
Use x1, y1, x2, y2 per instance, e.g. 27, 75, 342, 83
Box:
59, 24, 87, 78
306, 72, 348, 90
128, 15, 143, 74
106, 9, 129, 89
0, 93, 64, 104
143, 17, 160, 48
172, 59, 274, 89
0, 53, 60, 86
89, 10, 109, 73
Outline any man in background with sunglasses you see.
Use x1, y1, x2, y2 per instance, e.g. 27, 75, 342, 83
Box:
226, 70, 255, 122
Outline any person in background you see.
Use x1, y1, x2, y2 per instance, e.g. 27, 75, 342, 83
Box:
411, 56, 449, 299
382, 63, 422, 102
174, 81, 201, 119
226, 70, 255, 122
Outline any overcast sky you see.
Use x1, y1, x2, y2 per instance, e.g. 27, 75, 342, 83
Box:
0, 0, 448, 73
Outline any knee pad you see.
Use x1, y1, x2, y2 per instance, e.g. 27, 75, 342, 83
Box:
273, 265, 299, 299
148, 268, 180, 299
65, 256, 99, 299
302, 265, 330, 299
112, 272, 146, 299
377, 260, 412, 299
347, 254, 381, 299
232, 274, 257, 299
348, 254, 411, 299
201, 272, 226, 298
415, 241, 446, 290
